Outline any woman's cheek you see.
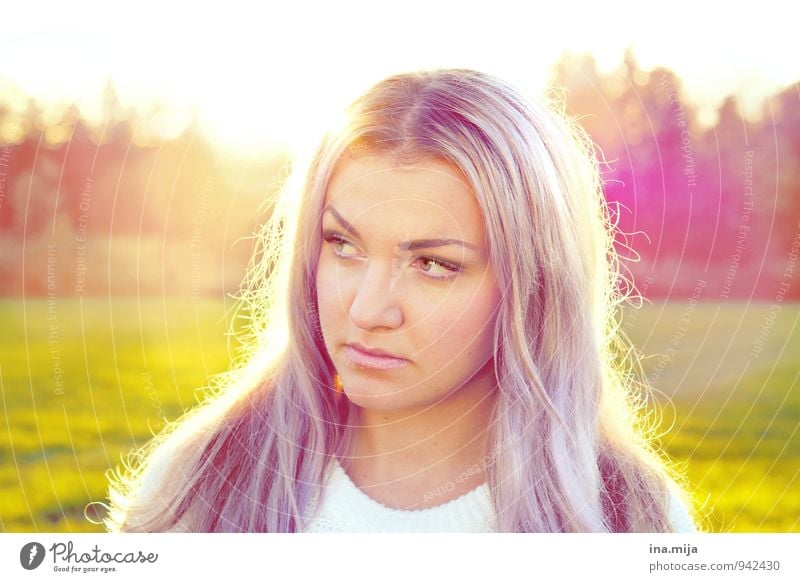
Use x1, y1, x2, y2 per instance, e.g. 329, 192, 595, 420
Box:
444, 302, 496, 359
316, 263, 342, 327
426, 311, 473, 354
317, 259, 345, 303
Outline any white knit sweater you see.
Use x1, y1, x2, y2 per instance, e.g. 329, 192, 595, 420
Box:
300, 457, 698, 533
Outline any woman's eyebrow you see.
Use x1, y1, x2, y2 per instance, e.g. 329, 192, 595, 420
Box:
322, 205, 479, 252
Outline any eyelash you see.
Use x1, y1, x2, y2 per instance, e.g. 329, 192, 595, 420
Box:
321, 231, 462, 280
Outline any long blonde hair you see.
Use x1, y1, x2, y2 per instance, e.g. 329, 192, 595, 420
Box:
102, 67, 696, 532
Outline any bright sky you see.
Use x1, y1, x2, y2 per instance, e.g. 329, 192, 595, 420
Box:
1, 0, 797, 155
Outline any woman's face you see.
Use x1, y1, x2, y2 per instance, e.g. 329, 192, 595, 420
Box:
315, 152, 502, 412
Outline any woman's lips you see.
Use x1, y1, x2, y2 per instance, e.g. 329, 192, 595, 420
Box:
344, 344, 410, 369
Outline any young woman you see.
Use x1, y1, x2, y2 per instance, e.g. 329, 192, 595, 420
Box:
102, 67, 700, 533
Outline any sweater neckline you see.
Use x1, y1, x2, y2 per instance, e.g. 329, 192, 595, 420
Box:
329, 456, 491, 514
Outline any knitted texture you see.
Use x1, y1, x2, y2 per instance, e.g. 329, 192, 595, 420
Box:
300, 457, 698, 533
301, 457, 496, 532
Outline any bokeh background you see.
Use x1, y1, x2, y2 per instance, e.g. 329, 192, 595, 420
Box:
1, 1, 798, 532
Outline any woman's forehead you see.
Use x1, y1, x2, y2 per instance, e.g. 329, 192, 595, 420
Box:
322, 153, 485, 240
325, 153, 474, 206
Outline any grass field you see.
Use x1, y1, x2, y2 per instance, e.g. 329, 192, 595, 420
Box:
1, 298, 798, 532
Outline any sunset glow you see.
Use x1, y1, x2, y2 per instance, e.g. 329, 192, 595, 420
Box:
2, 0, 796, 154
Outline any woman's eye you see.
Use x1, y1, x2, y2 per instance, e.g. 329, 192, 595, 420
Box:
322, 232, 461, 280
323, 233, 358, 257
414, 257, 460, 279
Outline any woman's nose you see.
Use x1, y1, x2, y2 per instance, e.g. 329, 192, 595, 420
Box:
347, 261, 404, 330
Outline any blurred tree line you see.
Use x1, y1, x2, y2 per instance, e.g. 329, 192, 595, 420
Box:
0, 81, 289, 296
552, 50, 800, 300
0, 51, 798, 299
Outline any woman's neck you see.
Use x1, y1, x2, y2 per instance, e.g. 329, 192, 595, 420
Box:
341, 366, 498, 510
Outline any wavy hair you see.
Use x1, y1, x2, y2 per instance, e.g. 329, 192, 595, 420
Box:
101, 67, 697, 532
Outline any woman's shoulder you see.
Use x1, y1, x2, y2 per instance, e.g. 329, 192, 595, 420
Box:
666, 485, 698, 533
127, 435, 188, 510
136, 441, 175, 494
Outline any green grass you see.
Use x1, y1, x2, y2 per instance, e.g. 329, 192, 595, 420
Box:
0, 297, 237, 532
1, 298, 798, 532
620, 300, 800, 532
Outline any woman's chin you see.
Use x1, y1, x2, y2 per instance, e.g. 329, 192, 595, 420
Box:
340, 384, 420, 412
